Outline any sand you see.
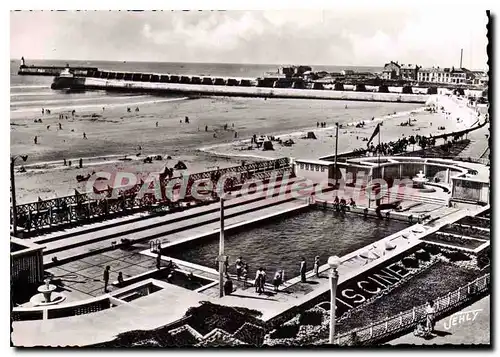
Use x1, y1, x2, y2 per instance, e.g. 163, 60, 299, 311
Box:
10, 94, 485, 204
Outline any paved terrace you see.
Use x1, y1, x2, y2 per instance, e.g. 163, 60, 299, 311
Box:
12, 200, 488, 346
37, 176, 312, 267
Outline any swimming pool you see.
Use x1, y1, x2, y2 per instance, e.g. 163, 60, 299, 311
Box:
166, 209, 408, 280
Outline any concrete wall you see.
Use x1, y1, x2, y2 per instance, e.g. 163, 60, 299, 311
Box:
81, 78, 429, 103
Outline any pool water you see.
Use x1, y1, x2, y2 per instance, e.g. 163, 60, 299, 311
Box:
166, 209, 408, 280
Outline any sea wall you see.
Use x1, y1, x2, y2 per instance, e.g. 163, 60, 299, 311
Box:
78, 77, 430, 103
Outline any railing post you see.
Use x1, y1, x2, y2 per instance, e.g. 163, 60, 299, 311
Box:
457, 287, 461, 302
412, 307, 416, 322
399, 312, 403, 327
384, 321, 388, 333
467, 283, 470, 295
448, 292, 451, 307
369, 324, 373, 339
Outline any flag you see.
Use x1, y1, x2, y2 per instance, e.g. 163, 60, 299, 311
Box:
367, 123, 380, 147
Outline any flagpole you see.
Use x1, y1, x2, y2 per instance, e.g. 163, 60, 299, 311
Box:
334, 122, 339, 187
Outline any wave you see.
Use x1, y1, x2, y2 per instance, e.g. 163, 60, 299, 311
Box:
10, 95, 149, 106
10, 85, 49, 89
10, 97, 190, 113
10, 92, 56, 97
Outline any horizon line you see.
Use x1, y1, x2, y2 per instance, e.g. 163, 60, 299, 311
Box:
11, 57, 384, 69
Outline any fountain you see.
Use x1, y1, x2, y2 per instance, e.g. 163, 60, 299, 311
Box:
412, 170, 428, 189
29, 278, 66, 306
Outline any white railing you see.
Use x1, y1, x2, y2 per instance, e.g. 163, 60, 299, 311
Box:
334, 273, 490, 345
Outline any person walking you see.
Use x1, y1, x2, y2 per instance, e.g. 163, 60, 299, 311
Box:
313, 256, 320, 278
300, 257, 307, 283
425, 300, 436, 332
103, 266, 110, 292
235, 257, 243, 281
34, 136, 38, 145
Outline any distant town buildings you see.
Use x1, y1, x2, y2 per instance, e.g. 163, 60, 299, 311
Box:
382, 60, 487, 87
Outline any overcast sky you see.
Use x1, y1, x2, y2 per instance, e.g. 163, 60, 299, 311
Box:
10, 10, 489, 69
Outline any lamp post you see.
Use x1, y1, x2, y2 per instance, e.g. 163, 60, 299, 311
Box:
10, 155, 28, 237
328, 255, 341, 344
219, 196, 225, 298
334, 122, 339, 187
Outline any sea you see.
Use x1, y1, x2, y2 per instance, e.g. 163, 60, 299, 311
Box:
10, 59, 382, 114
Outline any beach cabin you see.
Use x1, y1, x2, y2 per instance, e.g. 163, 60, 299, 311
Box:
293, 159, 335, 184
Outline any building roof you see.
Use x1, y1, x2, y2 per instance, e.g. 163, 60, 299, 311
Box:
383, 61, 401, 69
400, 64, 419, 70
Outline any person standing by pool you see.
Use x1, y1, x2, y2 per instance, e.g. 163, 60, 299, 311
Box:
313, 256, 320, 278
103, 266, 110, 293
260, 268, 267, 293
300, 257, 307, 283
117, 272, 124, 285
224, 256, 230, 278
242, 264, 248, 287
235, 257, 243, 280
425, 300, 436, 332
156, 251, 162, 270
254, 268, 262, 293
273, 270, 283, 292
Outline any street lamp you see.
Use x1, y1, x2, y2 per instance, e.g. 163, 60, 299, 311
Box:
11, 155, 28, 236
328, 255, 341, 344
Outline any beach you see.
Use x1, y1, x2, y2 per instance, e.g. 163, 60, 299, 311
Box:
11, 78, 485, 205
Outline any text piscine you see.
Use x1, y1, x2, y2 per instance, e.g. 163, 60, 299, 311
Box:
333, 257, 418, 317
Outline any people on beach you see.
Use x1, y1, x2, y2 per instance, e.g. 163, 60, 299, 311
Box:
135, 106, 140, 112
58, 123, 62, 130
41, 108, 44, 115
185, 116, 189, 123
63, 159, 66, 166
34, 136, 38, 145
83, 132, 87, 139
205, 125, 208, 132
103, 266, 110, 292
72, 110, 76, 117
314, 256, 320, 278
46, 125, 50, 130
156, 121, 159, 127
300, 257, 307, 283
79, 158, 83, 168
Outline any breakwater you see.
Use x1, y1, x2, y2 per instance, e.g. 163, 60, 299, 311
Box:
58, 77, 431, 103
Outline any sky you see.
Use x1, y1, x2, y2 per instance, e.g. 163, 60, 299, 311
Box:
10, 9, 489, 69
